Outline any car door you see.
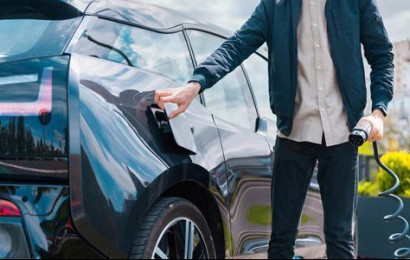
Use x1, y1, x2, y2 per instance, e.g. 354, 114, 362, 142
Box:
187, 30, 274, 257
243, 53, 326, 258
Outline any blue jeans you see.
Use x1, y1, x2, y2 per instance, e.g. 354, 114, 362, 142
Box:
268, 136, 358, 259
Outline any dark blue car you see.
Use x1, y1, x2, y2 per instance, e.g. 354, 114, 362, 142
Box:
0, 0, 344, 259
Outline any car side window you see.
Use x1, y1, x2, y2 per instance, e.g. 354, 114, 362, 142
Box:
187, 30, 258, 131
243, 54, 276, 123
74, 18, 193, 84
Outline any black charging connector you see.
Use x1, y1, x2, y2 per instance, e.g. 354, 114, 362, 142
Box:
349, 121, 373, 146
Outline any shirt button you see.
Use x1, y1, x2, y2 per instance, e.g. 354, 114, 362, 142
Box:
319, 87, 323, 91
312, 23, 318, 27
310, 1, 315, 5
315, 43, 320, 48
317, 65, 322, 70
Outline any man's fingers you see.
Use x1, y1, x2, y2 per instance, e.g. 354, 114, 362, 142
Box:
160, 95, 178, 103
359, 115, 384, 142
157, 102, 164, 110
375, 131, 383, 141
157, 95, 178, 110
154, 86, 196, 119
154, 90, 172, 104
169, 104, 188, 119
368, 128, 382, 142
368, 129, 377, 141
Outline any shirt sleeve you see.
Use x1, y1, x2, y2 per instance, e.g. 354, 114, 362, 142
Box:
189, 0, 271, 93
359, 0, 394, 114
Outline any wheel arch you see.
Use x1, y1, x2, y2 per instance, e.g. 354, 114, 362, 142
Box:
162, 180, 226, 259
127, 163, 227, 259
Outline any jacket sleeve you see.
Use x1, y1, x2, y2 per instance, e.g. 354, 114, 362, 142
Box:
359, 0, 394, 115
189, 0, 270, 93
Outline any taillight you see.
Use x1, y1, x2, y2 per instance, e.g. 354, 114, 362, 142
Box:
0, 200, 20, 217
0, 67, 53, 117
0, 200, 30, 259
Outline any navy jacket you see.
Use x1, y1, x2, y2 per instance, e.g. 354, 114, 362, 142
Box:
190, 0, 394, 136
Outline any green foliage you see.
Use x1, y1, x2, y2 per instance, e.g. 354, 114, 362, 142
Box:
359, 151, 410, 197
377, 151, 410, 197
359, 142, 375, 156
358, 181, 379, 197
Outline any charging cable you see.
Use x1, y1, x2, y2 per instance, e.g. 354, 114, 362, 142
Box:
350, 121, 410, 259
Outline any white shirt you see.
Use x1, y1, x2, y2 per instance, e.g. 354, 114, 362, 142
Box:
279, 0, 350, 147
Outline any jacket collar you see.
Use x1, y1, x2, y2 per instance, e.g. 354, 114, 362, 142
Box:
289, 0, 334, 19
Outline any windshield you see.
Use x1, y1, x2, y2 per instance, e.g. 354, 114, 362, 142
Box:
0, 2, 82, 63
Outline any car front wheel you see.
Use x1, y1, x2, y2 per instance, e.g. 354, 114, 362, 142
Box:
129, 197, 217, 259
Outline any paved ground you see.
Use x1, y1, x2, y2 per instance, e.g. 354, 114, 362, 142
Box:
230, 245, 327, 259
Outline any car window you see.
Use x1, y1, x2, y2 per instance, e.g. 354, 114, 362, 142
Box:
187, 30, 258, 131
243, 54, 276, 123
0, 3, 81, 63
74, 18, 193, 84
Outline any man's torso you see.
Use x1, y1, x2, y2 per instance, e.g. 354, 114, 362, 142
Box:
278, 0, 350, 147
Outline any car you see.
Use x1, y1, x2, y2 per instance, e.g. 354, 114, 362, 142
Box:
0, 0, 331, 259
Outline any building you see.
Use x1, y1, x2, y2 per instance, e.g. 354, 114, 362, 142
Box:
393, 39, 410, 91
363, 40, 410, 150
390, 40, 410, 150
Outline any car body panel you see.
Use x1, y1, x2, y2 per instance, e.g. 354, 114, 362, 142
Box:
68, 54, 229, 258
214, 118, 274, 255
0, 184, 101, 259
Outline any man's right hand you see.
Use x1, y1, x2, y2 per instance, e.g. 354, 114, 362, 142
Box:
154, 82, 201, 119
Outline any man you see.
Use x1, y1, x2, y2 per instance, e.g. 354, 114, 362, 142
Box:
155, 0, 394, 258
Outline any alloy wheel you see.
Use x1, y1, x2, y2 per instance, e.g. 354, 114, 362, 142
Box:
152, 217, 209, 259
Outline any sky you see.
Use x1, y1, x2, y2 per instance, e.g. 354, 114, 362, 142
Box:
138, 0, 410, 42
378, 0, 410, 42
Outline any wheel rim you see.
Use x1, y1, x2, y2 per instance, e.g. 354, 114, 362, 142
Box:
152, 217, 209, 259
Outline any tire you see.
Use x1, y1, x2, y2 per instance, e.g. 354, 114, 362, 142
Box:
129, 197, 217, 259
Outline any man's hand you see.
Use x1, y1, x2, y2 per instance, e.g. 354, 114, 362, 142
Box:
154, 82, 201, 119
358, 109, 386, 142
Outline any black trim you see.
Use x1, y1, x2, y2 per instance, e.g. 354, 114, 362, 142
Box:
183, 25, 268, 60
183, 29, 206, 105
96, 14, 184, 34
0, 0, 83, 20
83, 14, 268, 61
